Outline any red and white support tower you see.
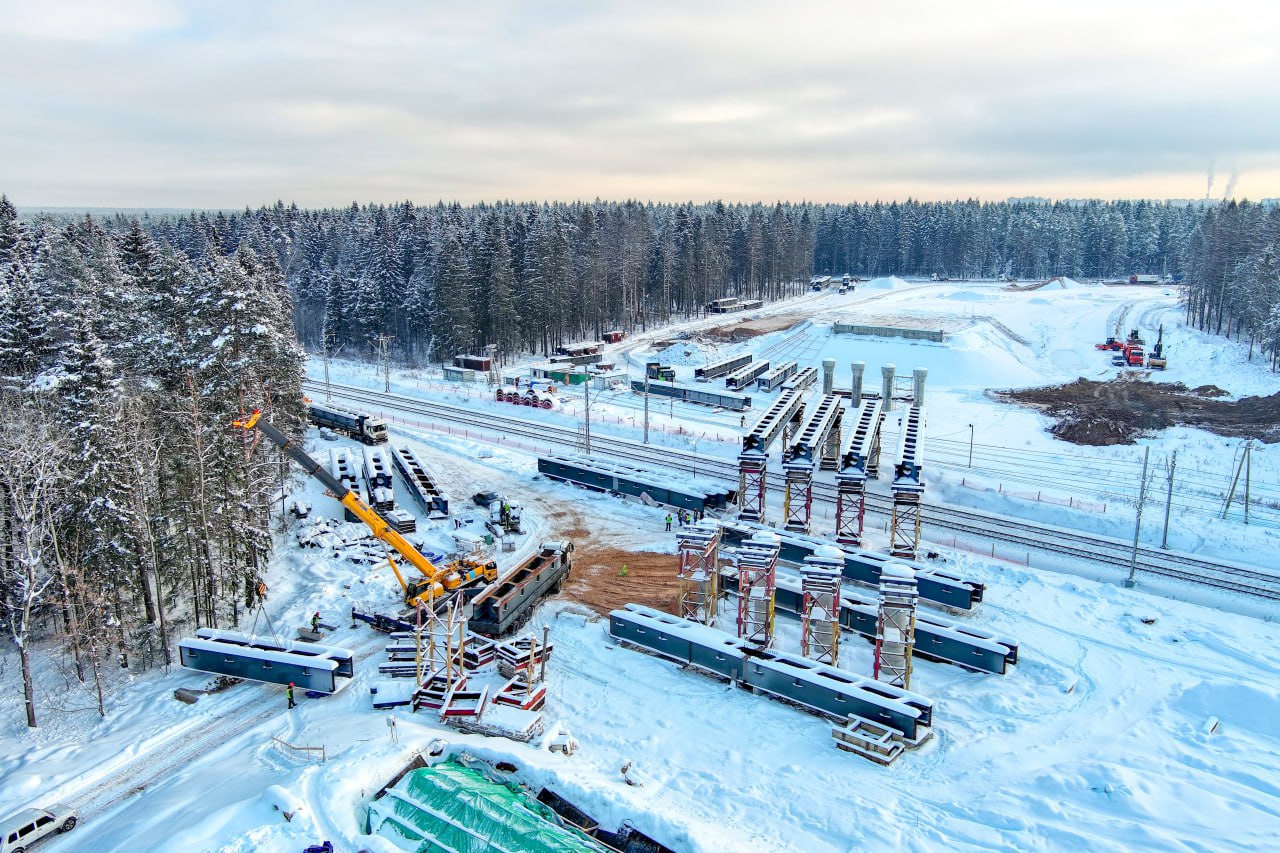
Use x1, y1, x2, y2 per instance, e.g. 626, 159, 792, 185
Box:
736, 390, 804, 523
784, 395, 842, 533
675, 521, 721, 624
835, 397, 884, 545
873, 562, 919, 689
889, 403, 926, 559
736, 531, 780, 648
801, 546, 845, 665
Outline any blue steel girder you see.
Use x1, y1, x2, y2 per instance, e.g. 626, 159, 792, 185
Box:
741, 389, 804, 453
788, 395, 842, 466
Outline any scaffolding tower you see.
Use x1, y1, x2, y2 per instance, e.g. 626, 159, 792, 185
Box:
801, 546, 844, 665
675, 521, 721, 624
736, 531, 780, 648
873, 563, 919, 689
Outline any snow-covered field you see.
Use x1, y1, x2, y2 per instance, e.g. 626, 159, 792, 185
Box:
2, 279, 1278, 852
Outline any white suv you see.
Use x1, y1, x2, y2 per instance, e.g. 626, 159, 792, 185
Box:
0, 805, 77, 853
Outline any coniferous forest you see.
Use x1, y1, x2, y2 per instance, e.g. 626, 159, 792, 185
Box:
1, 192, 1278, 725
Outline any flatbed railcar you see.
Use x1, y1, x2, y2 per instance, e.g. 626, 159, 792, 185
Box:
307, 402, 388, 445
538, 455, 735, 514
629, 379, 751, 411
725, 360, 771, 391
695, 353, 752, 382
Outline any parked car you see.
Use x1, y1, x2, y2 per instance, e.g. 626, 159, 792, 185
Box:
0, 804, 78, 853
471, 491, 500, 508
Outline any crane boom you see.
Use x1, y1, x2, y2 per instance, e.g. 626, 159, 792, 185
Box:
235, 410, 449, 606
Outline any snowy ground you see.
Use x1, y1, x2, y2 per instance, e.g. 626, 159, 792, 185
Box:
2, 278, 1278, 852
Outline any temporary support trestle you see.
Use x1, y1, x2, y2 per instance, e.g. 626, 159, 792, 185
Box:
737, 454, 768, 523
736, 531, 780, 648
676, 522, 721, 624
874, 564, 919, 689
783, 466, 813, 533
888, 405, 926, 559
801, 549, 844, 665
835, 478, 866, 546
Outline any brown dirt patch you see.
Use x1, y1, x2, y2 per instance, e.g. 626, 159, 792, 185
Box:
561, 545, 677, 616
996, 377, 1280, 446
704, 316, 803, 340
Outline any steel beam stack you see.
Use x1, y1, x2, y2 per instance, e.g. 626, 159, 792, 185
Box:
781, 365, 819, 393
835, 398, 884, 545
737, 390, 804, 523
784, 395, 842, 533
801, 546, 844, 665
736, 531, 780, 648
889, 406, 926, 559
676, 522, 721, 624
874, 563, 920, 689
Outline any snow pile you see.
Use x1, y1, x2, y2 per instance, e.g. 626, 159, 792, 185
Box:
859, 276, 912, 290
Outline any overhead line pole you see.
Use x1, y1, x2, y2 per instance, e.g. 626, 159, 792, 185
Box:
1125, 446, 1150, 589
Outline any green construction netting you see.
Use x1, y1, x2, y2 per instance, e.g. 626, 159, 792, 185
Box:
368, 759, 604, 853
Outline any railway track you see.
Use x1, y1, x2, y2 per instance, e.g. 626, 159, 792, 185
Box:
307, 380, 1280, 601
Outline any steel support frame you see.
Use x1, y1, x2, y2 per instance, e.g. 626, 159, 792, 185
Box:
835, 477, 866, 545
737, 455, 768, 522
676, 528, 720, 624
874, 576, 919, 690
737, 546, 778, 648
866, 413, 886, 478
801, 571, 841, 665
783, 467, 813, 533
889, 490, 922, 559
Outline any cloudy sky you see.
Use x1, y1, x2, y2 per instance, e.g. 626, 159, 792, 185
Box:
2, 0, 1277, 208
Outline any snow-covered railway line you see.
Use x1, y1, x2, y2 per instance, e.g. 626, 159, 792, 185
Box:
309, 380, 1280, 601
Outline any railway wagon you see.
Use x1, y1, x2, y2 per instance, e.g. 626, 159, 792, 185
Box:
538, 455, 735, 514
307, 402, 388, 445
629, 379, 751, 411
695, 353, 752, 381
725, 360, 771, 391
706, 297, 742, 314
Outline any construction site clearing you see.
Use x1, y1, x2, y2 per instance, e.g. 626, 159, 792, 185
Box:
996, 377, 1280, 445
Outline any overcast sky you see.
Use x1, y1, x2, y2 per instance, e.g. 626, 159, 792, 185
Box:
2, 0, 1277, 209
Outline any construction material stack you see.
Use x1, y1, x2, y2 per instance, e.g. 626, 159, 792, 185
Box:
736, 531, 780, 648
363, 446, 396, 512
675, 521, 721, 624
874, 562, 920, 690
801, 546, 844, 666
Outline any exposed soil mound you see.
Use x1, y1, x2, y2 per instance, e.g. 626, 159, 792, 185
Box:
704, 316, 801, 340
997, 377, 1280, 446
561, 544, 675, 615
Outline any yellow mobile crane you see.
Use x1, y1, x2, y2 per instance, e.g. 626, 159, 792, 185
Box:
235, 410, 494, 608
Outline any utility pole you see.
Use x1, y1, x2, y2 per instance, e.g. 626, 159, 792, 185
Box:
1160, 451, 1177, 549
1221, 440, 1252, 521
321, 320, 333, 402
375, 334, 394, 392
1125, 446, 1150, 588
967, 424, 974, 468
583, 373, 592, 455
643, 375, 650, 444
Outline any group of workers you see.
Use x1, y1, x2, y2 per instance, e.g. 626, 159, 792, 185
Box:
663, 508, 700, 531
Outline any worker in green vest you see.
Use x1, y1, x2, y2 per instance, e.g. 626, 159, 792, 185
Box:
286, 682, 297, 709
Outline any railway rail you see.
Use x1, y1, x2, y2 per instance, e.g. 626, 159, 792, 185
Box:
304, 379, 1280, 601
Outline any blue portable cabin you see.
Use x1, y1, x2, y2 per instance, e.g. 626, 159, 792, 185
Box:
178, 635, 350, 693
